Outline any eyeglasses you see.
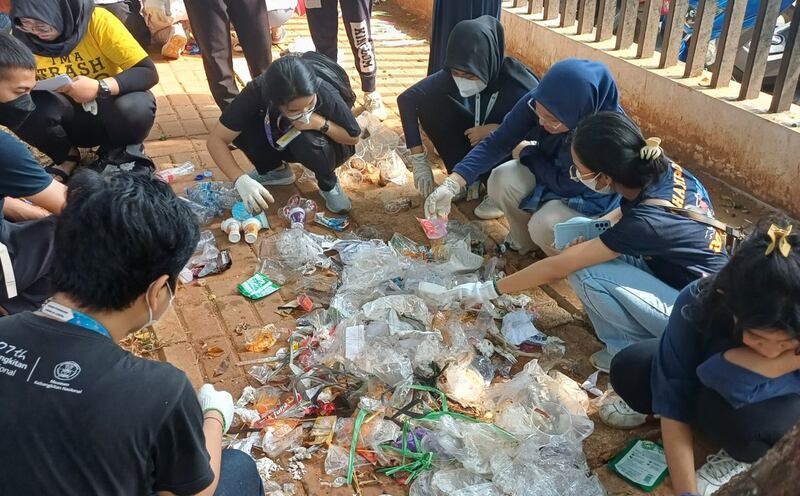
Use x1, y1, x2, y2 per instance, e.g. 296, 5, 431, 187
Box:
527, 99, 566, 132
15, 18, 58, 36
569, 164, 598, 182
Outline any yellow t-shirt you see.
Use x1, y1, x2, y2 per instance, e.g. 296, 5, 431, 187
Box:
34, 8, 148, 81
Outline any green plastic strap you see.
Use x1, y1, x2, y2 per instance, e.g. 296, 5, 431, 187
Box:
346, 408, 369, 485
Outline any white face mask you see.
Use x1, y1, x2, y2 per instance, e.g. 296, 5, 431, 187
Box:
144, 281, 175, 329
579, 174, 613, 195
453, 76, 487, 98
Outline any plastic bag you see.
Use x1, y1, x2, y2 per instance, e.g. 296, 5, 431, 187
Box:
362, 294, 432, 331
354, 338, 413, 386
431, 469, 503, 496
439, 357, 489, 408
501, 310, 545, 346
324, 444, 369, 476
259, 229, 329, 273
378, 149, 408, 186
425, 416, 515, 476
261, 423, 304, 458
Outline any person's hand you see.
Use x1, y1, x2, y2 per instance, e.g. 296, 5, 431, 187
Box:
197, 384, 234, 434
410, 152, 434, 197
464, 124, 499, 146
445, 281, 500, 306
58, 76, 100, 104
512, 140, 537, 160
235, 174, 274, 213
424, 175, 462, 219
291, 112, 324, 132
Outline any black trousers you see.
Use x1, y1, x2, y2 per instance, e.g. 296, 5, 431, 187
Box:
184, 0, 272, 110
234, 122, 354, 192
306, 0, 376, 93
99, 1, 151, 49
13, 90, 156, 165
611, 339, 800, 463
1, 216, 56, 315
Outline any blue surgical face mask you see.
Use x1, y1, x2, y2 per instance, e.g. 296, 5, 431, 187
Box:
453, 76, 487, 98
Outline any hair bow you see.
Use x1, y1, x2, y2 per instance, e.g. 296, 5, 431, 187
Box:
765, 224, 793, 257
640, 137, 663, 161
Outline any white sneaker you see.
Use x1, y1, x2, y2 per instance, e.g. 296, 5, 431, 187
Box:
319, 181, 352, 213
363, 91, 388, 121
599, 392, 648, 429
590, 348, 613, 373
474, 196, 504, 220
696, 450, 751, 495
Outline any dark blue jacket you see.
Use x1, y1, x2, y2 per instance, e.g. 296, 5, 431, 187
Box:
452, 59, 624, 216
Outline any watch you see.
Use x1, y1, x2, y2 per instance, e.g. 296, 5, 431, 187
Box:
319, 118, 330, 134
97, 80, 112, 99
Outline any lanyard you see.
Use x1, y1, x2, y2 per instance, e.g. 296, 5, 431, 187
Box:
40, 301, 111, 339
474, 91, 499, 127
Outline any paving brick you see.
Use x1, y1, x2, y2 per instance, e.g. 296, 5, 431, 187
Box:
184, 300, 226, 340
175, 281, 210, 307
145, 138, 197, 156
215, 295, 262, 330
194, 336, 241, 382
158, 120, 184, 139
167, 93, 192, 106
161, 342, 204, 388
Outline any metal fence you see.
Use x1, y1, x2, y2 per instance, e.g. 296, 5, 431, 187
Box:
510, 0, 800, 112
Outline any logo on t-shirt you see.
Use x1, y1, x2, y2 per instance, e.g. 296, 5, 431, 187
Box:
53, 361, 81, 381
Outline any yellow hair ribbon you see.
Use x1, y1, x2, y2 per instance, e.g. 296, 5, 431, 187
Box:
765, 224, 793, 257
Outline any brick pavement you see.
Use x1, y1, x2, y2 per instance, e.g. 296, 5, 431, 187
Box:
140, 6, 683, 495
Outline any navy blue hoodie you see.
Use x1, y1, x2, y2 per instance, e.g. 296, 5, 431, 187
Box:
452, 58, 623, 216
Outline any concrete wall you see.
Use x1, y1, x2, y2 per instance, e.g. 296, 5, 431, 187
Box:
395, 0, 800, 217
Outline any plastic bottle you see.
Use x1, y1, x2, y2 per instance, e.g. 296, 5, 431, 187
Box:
280, 195, 317, 229
221, 218, 242, 243
156, 161, 196, 183
242, 218, 262, 244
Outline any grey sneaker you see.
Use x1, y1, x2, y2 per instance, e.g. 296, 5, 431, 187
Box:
590, 348, 613, 373
249, 163, 296, 186
319, 181, 352, 213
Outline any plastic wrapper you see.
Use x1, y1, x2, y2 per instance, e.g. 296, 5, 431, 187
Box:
185, 181, 239, 217
431, 469, 503, 496
227, 431, 261, 456
244, 325, 280, 352
377, 149, 408, 186
324, 444, 369, 476
501, 310, 545, 346
259, 229, 329, 273
354, 338, 413, 386
389, 233, 430, 260
383, 196, 413, 214
439, 358, 488, 408
362, 294, 432, 333
261, 423, 304, 458
424, 416, 515, 476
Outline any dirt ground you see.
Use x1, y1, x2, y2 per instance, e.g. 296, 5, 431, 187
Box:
38, 2, 782, 495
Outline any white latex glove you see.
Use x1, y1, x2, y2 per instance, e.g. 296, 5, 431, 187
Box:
424, 175, 462, 220
197, 384, 234, 434
410, 152, 434, 197
445, 281, 500, 307
234, 174, 274, 213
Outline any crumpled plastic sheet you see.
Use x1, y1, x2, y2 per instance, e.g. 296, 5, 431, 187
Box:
411, 469, 503, 496
501, 310, 545, 346
362, 294, 433, 330
423, 416, 516, 476
324, 444, 370, 476
353, 337, 414, 387
261, 424, 304, 458
259, 229, 330, 274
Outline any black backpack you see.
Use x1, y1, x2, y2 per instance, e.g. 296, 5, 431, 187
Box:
301, 51, 357, 109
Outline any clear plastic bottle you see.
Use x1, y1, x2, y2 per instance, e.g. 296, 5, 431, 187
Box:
280, 195, 317, 229
157, 161, 196, 183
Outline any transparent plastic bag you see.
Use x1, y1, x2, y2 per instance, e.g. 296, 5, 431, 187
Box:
439, 356, 489, 408
431, 469, 503, 496
425, 416, 514, 476
259, 229, 328, 273
261, 423, 304, 458
362, 294, 432, 330
378, 149, 408, 186
324, 444, 369, 476
354, 338, 413, 386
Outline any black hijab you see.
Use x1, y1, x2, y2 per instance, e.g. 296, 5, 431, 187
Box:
11, 0, 95, 57
443, 16, 504, 90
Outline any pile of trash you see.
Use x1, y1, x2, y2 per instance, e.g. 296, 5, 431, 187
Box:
225, 210, 605, 495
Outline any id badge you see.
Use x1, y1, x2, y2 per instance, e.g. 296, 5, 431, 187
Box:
306, 0, 322, 8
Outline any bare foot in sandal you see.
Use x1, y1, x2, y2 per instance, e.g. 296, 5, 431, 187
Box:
46, 148, 80, 183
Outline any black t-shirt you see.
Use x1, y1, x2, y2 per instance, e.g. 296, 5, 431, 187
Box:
220, 78, 361, 140
0, 313, 213, 495
600, 162, 729, 289
0, 131, 53, 241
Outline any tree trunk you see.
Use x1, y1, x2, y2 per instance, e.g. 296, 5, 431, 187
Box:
716, 421, 800, 495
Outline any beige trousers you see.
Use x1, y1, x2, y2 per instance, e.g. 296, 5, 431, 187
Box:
487, 159, 581, 256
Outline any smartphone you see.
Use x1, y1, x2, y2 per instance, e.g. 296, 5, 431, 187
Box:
554, 219, 611, 250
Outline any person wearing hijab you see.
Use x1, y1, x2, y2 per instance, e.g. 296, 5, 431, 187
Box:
427, 0, 502, 75
398, 16, 538, 219
425, 59, 622, 256
8, 0, 158, 182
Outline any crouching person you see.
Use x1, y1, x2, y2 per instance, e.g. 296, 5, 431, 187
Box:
606, 220, 800, 496
0, 170, 263, 496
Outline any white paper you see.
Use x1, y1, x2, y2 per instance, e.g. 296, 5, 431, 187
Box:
581, 370, 603, 397
345, 325, 365, 360
33, 74, 72, 92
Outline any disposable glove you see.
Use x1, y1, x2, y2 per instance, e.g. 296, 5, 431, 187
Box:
424, 175, 462, 219
445, 281, 500, 307
235, 174, 274, 213
410, 153, 434, 197
197, 384, 234, 434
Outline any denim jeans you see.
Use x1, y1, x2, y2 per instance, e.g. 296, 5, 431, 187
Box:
0, 14, 11, 36
568, 255, 679, 355
215, 449, 264, 496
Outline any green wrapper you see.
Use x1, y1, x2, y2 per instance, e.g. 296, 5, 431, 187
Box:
608, 439, 668, 492
238, 273, 281, 300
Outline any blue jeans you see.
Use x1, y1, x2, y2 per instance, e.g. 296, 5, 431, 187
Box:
0, 14, 11, 36
215, 449, 264, 496
568, 255, 678, 355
